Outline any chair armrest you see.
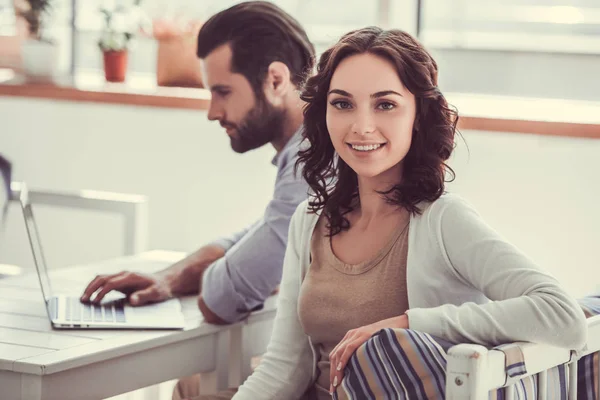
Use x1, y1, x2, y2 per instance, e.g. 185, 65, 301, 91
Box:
581, 314, 600, 357
447, 342, 572, 397
447, 315, 600, 397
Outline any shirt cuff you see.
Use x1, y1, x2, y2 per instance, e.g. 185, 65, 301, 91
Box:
201, 260, 249, 323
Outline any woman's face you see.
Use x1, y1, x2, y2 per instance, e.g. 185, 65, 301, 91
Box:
326, 53, 416, 182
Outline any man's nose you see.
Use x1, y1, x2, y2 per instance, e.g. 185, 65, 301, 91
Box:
207, 100, 223, 121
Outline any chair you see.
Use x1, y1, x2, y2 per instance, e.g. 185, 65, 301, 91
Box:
0, 181, 149, 278
446, 314, 600, 399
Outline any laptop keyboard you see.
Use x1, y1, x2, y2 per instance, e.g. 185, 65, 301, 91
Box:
65, 297, 126, 323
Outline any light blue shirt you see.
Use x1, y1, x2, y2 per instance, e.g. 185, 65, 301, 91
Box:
201, 130, 309, 322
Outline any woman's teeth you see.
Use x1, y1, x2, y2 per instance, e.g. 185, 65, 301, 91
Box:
351, 143, 384, 152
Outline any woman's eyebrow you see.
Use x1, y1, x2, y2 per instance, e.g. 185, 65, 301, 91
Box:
371, 90, 403, 98
327, 89, 352, 97
327, 89, 403, 98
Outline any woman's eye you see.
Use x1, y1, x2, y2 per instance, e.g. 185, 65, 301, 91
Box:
377, 102, 395, 111
330, 100, 352, 110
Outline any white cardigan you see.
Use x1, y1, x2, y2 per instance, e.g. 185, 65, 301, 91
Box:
233, 194, 588, 400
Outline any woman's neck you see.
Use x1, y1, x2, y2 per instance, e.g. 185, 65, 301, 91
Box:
353, 173, 403, 227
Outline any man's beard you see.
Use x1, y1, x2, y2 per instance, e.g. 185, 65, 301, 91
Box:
229, 95, 287, 154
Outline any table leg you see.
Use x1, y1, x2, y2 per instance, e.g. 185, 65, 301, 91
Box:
198, 328, 233, 395
21, 374, 42, 400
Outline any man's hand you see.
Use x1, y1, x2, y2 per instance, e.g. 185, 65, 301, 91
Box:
80, 272, 172, 306
80, 245, 226, 306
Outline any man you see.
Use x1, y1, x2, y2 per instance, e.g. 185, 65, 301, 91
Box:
80, 0, 313, 349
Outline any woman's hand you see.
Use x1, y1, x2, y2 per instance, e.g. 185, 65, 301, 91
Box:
329, 314, 409, 394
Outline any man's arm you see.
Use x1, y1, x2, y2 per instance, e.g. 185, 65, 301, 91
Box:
199, 159, 308, 323
210, 223, 256, 254
81, 243, 225, 304
81, 218, 261, 304
81, 220, 264, 305
199, 206, 290, 323
158, 244, 226, 296
198, 295, 228, 324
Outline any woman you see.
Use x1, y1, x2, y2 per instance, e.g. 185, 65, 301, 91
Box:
229, 27, 587, 400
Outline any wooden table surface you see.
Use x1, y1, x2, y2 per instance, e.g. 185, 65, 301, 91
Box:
0, 250, 277, 400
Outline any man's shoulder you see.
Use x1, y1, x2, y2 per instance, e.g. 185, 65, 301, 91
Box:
276, 130, 304, 168
274, 133, 308, 192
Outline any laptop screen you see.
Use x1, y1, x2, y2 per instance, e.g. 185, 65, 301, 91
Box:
17, 183, 54, 304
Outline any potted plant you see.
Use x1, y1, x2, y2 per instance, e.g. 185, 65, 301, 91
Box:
98, 1, 144, 83
14, 0, 58, 80
150, 16, 203, 88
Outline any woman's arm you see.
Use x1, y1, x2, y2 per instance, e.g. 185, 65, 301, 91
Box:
328, 314, 409, 393
233, 201, 314, 400
406, 196, 587, 349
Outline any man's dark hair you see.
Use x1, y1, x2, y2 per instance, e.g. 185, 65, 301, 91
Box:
197, 1, 315, 94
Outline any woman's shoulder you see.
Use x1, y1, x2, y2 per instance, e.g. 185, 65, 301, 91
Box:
414, 192, 479, 227
292, 198, 319, 220
291, 198, 321, 235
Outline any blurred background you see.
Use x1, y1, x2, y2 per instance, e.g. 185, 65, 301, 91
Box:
2, 0, 600, 98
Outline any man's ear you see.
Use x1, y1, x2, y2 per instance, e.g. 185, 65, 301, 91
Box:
263, 61, 291, 106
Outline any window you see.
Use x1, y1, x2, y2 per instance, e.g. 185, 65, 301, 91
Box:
0, 0, 16, 35
74, 0, 415, 74
420, 0, 600, 54
0, 0, 417, 75
2, 0, 597, 78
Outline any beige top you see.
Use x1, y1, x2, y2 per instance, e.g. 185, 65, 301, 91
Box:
298, 213, 411, 399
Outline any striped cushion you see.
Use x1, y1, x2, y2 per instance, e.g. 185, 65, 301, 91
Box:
579, 352, 600, 400
334, 295, 600, 400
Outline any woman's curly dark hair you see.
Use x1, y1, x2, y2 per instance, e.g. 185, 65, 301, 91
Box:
297, 27, 458, 236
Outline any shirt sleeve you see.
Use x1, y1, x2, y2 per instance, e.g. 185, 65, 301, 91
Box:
406, 196, 588, 350
201, 160, 308, 323
209, 223, 257, 253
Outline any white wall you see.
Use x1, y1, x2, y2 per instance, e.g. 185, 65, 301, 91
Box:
447, 130, 600, 297
1, 96, 599, 298
0, 97, 276, 272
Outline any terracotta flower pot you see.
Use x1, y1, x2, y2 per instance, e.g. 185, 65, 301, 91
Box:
152, 19, 204, 88
103, 50, 128, 83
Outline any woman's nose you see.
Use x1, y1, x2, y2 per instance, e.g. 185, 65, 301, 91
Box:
351, 112, 376, 135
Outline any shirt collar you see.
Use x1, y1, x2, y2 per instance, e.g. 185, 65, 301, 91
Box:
271, 126, 304, 166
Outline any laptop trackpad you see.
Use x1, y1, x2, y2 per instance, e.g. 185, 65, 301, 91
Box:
125, 298, 184, 324
127, 298, 181, 315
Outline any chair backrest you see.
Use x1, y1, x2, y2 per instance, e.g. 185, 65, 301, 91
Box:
10, 181, 149, 256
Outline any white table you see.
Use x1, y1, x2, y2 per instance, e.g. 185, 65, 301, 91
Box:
0, 250, 277, 400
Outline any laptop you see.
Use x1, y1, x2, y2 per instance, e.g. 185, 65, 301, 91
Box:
14, 182, 186, 330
